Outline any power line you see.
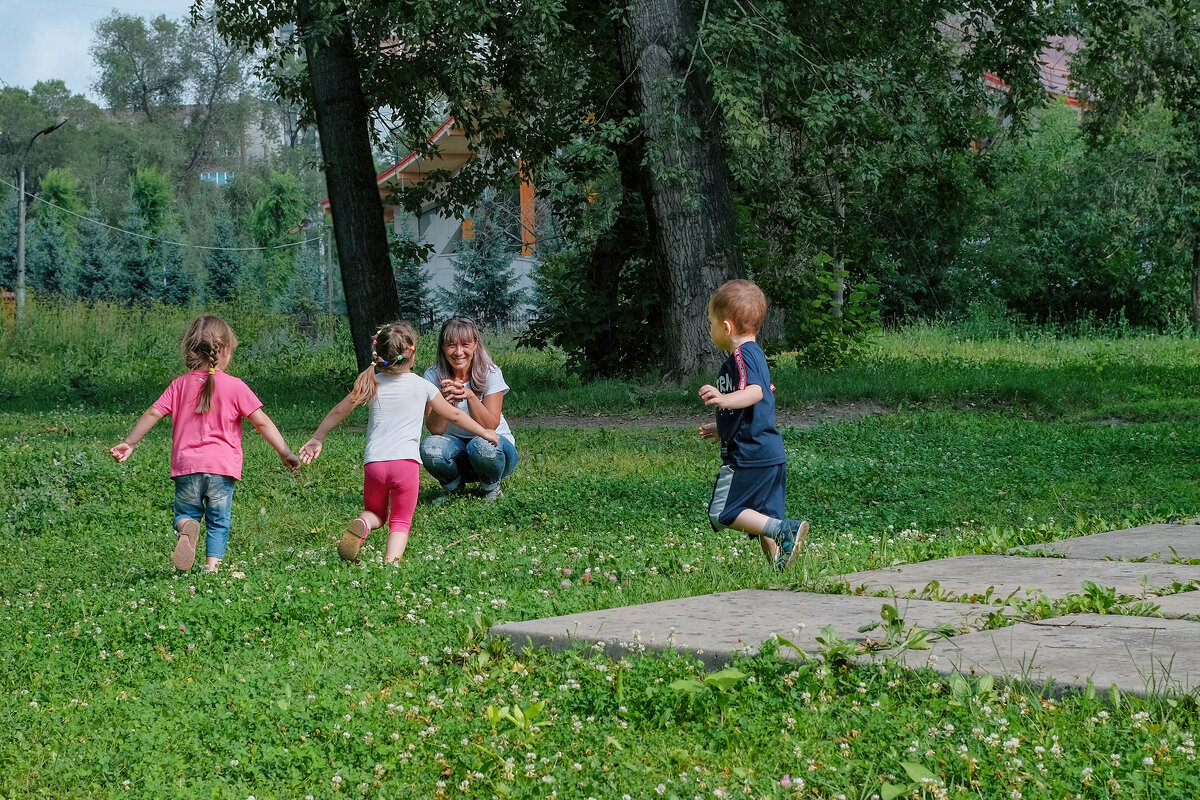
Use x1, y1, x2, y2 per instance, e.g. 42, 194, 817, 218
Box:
0, 175, 323, 252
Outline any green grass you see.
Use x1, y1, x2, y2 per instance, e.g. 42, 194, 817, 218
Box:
3, 301, 1200, 798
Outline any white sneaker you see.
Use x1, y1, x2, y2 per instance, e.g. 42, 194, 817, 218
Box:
483, 486, 504, 501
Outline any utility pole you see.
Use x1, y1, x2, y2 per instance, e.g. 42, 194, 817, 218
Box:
326, 226, 334, 324
15, 116, 68, 320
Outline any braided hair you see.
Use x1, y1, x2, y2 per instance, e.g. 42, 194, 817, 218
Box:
182, 316, 238, 414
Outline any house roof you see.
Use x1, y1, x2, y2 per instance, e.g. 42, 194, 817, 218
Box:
320, 116, 473, 219
983, 35, 1083, 107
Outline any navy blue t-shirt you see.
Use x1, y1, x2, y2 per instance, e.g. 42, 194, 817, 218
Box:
714, 341, 786, 467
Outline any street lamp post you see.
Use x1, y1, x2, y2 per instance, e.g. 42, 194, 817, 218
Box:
16, 116, 68, 320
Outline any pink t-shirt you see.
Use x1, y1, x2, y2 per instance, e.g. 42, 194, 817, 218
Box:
152, 370, 264, 480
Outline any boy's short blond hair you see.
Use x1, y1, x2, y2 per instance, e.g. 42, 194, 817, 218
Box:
708, 279, 767, 335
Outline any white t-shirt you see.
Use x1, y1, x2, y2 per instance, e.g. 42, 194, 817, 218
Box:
364, 373, 440, 464
422, 364, 515, 445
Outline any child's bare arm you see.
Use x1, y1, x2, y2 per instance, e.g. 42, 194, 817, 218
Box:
428, 394, 499, 445
248, 408, 301, 473
110, 408, 165, 462
298, 394, 357, 463
699, 383, 763, 410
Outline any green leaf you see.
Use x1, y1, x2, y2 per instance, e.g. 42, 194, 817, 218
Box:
704, 668, 749, 692
901, 761, 937, 782
881, 782, 910, 800
669, 678, 707, 696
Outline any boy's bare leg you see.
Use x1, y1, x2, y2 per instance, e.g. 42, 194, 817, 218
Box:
729, 510, 780, 559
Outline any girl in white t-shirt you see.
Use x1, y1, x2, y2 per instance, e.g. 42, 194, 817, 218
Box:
299, 321, 498, 563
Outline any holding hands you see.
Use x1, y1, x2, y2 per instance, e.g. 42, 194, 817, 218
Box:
298, 438, 323, 464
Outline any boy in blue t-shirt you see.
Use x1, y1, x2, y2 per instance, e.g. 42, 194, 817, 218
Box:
699, 279, 809, 571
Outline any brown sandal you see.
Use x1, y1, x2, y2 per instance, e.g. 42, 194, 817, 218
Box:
338, 517, 369, 562
173, 518, 201, 570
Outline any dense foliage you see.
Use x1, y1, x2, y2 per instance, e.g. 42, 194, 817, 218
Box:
6, 2, 1200, 375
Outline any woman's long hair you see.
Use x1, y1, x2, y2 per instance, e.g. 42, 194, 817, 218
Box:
434, 317, 496, 398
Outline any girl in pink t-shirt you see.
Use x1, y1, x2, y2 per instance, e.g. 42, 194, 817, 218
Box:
299, 321, 498, 564
111, 316, 299, 574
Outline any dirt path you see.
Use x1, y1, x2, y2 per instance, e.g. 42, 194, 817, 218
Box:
510, 400, 892, 429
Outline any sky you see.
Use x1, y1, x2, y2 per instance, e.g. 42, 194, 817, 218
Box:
0, 0, 195, 103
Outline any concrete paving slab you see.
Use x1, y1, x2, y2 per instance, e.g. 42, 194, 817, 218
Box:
883, 614, 1200, 697
1017, 524, 1200, 562
1151, 591, 1200, 619
490, 590, 996, 670
840, 555, 1200, 602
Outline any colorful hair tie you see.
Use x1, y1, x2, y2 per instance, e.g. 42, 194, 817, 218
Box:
208, 367, 216, 375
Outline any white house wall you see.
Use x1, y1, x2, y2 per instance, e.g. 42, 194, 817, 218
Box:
394, 209, 537, 318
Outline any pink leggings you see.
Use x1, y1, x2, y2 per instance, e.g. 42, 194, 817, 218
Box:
363, 459, 420, 533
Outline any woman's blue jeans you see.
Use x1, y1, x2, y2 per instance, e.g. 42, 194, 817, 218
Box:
419, 434, 518, 492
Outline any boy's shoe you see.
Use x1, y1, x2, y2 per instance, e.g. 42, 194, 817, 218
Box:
431, 490, 459, 506
338, 517, 369, 562
173, 518, 201, 571
773, 520, 810, 573
483, 486, 504, 502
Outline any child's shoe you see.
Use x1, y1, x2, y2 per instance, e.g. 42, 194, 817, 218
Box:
338, 517, 369, 562
773, 520, 809, 573
173, 518, 201, 571
431, 489, 459, 506
483, 486, 504, 502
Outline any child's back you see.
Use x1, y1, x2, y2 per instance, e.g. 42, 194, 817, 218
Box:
364, 372, 437, 464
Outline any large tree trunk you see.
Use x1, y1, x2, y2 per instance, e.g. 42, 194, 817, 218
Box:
297, 0, 400, 370
1192, 241, 1200, 333
616, 0, 743, 377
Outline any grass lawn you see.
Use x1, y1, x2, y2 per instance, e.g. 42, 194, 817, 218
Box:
2, 303, 1200, 798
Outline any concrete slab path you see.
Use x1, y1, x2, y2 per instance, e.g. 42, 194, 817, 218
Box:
491, 590, 991, 670
886, 614, 1200, 698
840, 554, 1200, 602
1017, 523, 1200, 562
489, 524, 1200, 696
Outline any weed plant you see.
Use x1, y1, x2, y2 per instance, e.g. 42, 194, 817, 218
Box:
2, 301, 1200, 798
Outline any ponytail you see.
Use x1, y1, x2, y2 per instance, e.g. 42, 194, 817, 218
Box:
348, 364, 380, 406
197, 366, 217, 414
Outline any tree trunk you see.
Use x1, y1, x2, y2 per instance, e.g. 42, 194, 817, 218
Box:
1192, 241, 1200, 333
616, 0, 743, 377
828, 175, 846, 322
297, 0, 399, 370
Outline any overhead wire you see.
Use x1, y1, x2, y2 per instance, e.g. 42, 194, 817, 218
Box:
0, 175, 323, 252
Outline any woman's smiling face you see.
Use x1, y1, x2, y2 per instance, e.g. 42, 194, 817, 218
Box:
444, 335, 478, 375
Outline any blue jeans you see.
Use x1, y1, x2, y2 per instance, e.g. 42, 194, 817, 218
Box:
173, 473, 236, 559
419, 435, 518, 492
